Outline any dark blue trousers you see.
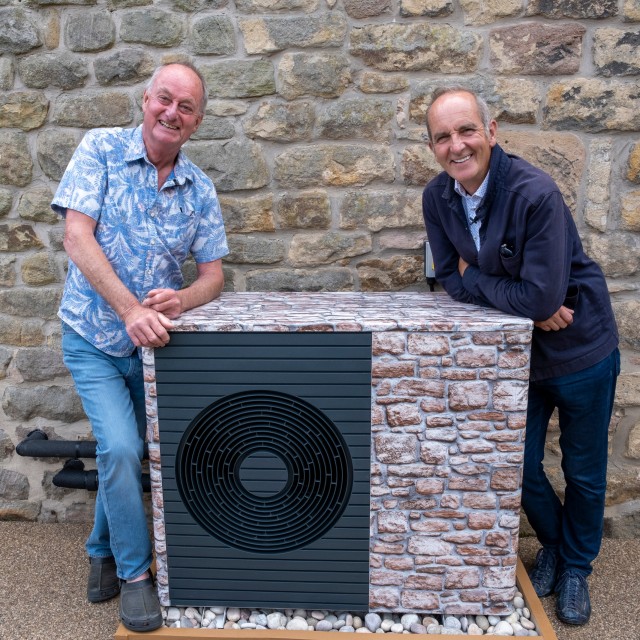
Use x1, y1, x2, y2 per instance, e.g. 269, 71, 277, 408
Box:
521, 348, 620, 576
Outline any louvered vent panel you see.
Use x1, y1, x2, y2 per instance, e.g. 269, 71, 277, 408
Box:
154, 331, 372, 609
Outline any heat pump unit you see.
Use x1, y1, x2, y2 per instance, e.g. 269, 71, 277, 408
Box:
153, 330, 372, 610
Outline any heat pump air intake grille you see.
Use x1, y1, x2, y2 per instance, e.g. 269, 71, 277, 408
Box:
176, 390, 353, 553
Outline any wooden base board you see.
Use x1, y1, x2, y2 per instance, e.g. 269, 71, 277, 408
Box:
114, 558, 557, 640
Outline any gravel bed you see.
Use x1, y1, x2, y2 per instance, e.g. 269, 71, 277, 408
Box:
161, 591, 539, 635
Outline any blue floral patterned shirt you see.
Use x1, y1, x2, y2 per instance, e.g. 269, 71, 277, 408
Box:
53, 125, 228, 357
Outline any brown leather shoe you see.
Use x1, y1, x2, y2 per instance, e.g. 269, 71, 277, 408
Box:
87, 556, 120, 603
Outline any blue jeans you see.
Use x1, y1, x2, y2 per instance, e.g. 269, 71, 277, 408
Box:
62, 323, 152, 581
522, 348, 620, 576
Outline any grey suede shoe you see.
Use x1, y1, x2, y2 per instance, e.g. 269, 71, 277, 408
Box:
119, 575, 163, 632
87, 556, 120, 603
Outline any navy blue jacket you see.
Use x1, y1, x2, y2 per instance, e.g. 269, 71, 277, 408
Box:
422, 143, 618, 381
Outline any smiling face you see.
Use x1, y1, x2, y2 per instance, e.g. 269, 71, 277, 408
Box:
141, 64, 204, 165
427, 91, 497, 195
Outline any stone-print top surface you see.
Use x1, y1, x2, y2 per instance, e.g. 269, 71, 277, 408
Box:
170, 291, 533, 333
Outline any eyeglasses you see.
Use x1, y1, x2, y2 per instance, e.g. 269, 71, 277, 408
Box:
150, 93, 199, 117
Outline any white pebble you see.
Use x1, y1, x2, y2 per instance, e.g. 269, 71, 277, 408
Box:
401, 614, 419, 630
488, 615, 501, 626
340, 626, 355, 633
520, 618, 536, 630
267, 612, 286, 629
353, 615, 363, 629
355, 628, 372, 633
166, 607, 180, 623
286, 617, 309, 631
513, 597, 525, 609
494, 620, 514, 635
381, 619, 395, 632
227, 608, 241, 622
475, 615, 489, 631
312, 611, 326, 620
467, 623, 484, 635
317, 620, 333, 632
365, 613, 382, 632
390, 623, 404, 633
427, 623, 442, 634
444, 616, 462, 630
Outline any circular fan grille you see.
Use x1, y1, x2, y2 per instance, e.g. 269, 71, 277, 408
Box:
175, 390, 354, 553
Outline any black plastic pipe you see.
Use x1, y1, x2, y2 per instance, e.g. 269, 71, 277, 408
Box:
16, 429, 148, 459
53, 459, 151, 492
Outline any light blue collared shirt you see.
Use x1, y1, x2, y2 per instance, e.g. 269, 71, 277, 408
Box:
454, 172, 490, 251
53, 126, 228, 356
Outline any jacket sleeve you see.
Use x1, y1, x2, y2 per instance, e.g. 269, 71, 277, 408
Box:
461, 190, 571, 321
422, 188, 492, 308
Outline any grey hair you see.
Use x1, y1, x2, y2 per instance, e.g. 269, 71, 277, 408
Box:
145, 61, 208, 115
425, 86, 492, 144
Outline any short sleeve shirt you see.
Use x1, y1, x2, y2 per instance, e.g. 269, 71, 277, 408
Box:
53, 126, 228, 357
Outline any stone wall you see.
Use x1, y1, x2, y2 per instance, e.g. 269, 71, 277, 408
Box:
0, 0, 639, 539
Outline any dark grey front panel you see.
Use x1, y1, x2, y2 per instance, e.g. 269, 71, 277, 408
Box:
154, 331, 371, 610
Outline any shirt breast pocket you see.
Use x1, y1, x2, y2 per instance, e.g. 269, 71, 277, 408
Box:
162, 205, 198, 254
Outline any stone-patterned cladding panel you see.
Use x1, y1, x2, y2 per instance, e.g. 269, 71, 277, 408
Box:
142, 292, 531, 613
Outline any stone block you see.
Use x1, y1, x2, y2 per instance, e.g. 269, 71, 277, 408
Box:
0, 500, 40, 521
357, 255, 424, 291
52, 91, 132, 127
185, 140, 269, 191
350, 23, 481, 72
191, 15, 236, 55
628, 141, 640, 183
0, 317, 45, 346
288, 230, 371, 266
202, 60, 275, 99
277, 52, 350, 100
14, 346, 68, 381
544, 79, 640, 132
0, 57, 14, 90
275, 144, 394, 188
235, 0, 318, 11
401, 0, 453, 18
0, 287, 61, 319
490, 23, 584, 74
18, 52, 88, 89
94, 48, 155, 85
219, 194, 275, 233
21, 252, 60, 286
526, 0, 617, 18
239, 13, 346, 54
243, 101, 315, 142
0, 223, 43, 252
498, 130, 584, 211
245, 267, 353, 292
120, 9, 184, 47
460, 0, 521, 24
0, 469, 30, 500
37, 129, 82, 181
358, 72, 409, 94
225, 235, 285, 264
17, 187, 57, 224
375, 433, 419, 464
317, 98, 394, 142
64, 10, 115, 52
0, 8, 41, 54
2, 384, 84, 422
0, 91, 48, 131
0, 256, 16, 286
0, 132, 32, 187
621, 190, 640, 231
594, 28, 640, 76
340, 190, 422, 232
585, 139, 613, 232
613, 300, 640, 349
582, 231, 640, 277
276, 190, 330, 229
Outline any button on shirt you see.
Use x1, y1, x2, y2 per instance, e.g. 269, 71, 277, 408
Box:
454, 172, 490, 251
52, 126, 228, 357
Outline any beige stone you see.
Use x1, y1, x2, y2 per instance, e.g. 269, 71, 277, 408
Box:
623, 0, 640, 21
497, 129, 585, 211
545, 80, 640, 132
219, 194, 274, 233
349, 23, 482, 73
357, 255, 424, 291
274, 144, 395, 188
460, 0, 522, 24
582, 232, 640, 278
628, 141, 640, 184
340, 190, 422, 232
276, 191, 331, 229
621, 191, 640, 231
358, 72, 409, 94
21, 252, 59, 285
594, 28, 640, 76
585, 139, 613, 232
288, 230, 371, 266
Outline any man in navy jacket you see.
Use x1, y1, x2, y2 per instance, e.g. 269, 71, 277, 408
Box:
422, 87, 619, 626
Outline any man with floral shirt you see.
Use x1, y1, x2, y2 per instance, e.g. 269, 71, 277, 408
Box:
52, 62, 228, 632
